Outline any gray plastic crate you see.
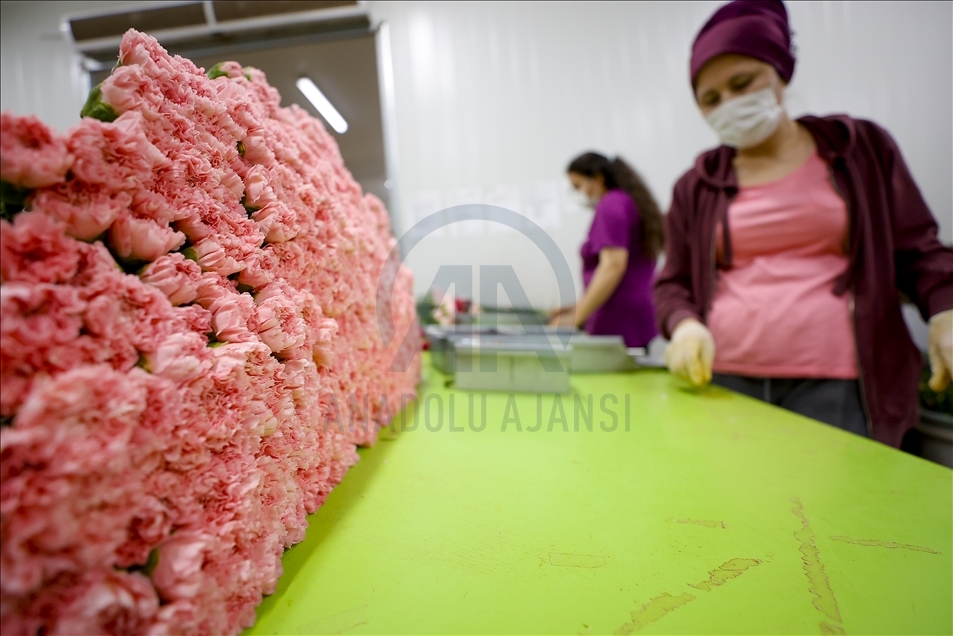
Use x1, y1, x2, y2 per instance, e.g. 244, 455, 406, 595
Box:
453, 337, 571, 394
425, 325, 577, 374
426, 327, 653, 385
468, 332, 644, 373
565, 334, 641, 372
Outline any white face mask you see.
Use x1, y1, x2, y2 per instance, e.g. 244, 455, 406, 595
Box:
704, 85, 784, 149
570, 185, 598, 209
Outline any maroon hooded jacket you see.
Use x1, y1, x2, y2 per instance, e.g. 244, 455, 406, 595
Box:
654, 114, 953, 447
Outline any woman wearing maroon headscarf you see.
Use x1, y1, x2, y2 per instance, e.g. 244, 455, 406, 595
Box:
654, 0, 953, 446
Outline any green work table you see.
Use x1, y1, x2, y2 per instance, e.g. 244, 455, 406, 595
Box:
247, 354, 952, 635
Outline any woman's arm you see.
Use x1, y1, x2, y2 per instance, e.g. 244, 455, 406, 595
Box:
573, 247, 628, 327
653, 177, 703, 337
867, 120, 953, 320
548, 304, 575, 327
864, 120, 953, 390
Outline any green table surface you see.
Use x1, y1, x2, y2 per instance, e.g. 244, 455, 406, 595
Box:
246, 354, 952, 635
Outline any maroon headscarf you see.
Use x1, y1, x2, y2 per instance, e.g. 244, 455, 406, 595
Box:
690, 0, 795, 87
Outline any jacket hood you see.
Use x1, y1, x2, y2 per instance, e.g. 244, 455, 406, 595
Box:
691, 114, 858, 189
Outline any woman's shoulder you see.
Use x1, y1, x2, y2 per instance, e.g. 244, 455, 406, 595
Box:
675, 145, 735, 192
598, 189, 637, 214
601, 188, 633, 205
798, 114, 900, 157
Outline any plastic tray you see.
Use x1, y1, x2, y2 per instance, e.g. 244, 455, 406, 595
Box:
452, 337, 572, 394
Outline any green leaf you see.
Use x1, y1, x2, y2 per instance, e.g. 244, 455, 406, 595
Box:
114, 255, 148, 275
240, 194, 259, 216
1, 181, 30, 221
920, 362, 953, 415
181, 247, 199, 263
416, 298, 438, 325
103, 235, 147, 273
127, 547, 160, 576
207, 62, 229, 80
143, 547, 159, 575
80, 84, 118, 122
237, 140, 246, 158
135, 353, 152, 373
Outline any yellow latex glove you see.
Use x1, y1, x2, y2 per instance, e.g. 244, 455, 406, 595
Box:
665, 318, 715, 386
928, 309, 953, 392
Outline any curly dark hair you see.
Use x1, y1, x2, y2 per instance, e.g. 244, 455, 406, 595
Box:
567, 152, 665, 260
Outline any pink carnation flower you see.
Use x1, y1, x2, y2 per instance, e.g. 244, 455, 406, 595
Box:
140, 252, 202, 305
99, 65, 160, 117
1, 28, 424, 636
210, 293, 258, 344
252, 201, 299, 243
291, 287, 338, 367
193, 271, 236, 308
211, 60, 246, 79
145, 332, 212, 384
241, 131, 275, 166
172, 302, 213, 335
0, 282, 90, 416
109, 212, 185, 262
189, 236, 245, 276
0, 212, 82, 284
31, 183, 129, 241
278, 358, 319, 408
67, 111, 167, 189
171, 207, 213, 243
3, 570, 159, 636
235, 249, 275, 291
0, 112, 73, 188
151, 532, 209, 601
255, 293, 306, 357
79, 264, 198, 358
132, 189, 182, 226
242, 165, 276, 209
0, 366, 149, 595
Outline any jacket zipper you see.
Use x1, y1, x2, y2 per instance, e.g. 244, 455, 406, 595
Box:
829, 165, 874, 437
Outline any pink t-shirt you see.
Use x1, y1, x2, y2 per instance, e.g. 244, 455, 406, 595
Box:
708, 151, 858, 379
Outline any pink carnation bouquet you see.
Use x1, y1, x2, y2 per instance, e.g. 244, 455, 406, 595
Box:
1, 30, 420, 636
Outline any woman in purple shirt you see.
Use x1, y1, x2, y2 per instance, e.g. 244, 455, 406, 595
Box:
550, 152, 665, 348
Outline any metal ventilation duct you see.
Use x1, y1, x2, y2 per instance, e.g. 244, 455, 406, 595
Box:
69, 2, 208, 42
65, 1, 366, 57
211, 1, 357, 23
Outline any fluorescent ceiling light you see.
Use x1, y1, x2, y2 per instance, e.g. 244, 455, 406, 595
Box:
296, 77, 348, 134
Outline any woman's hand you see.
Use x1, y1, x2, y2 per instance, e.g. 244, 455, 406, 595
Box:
665, 318, 715, 386
928, 310, 953, 392
549, 305, 576, 327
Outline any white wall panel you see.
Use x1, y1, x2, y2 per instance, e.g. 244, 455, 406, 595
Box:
0, 1, 122, 132
2, 1, 951, 308
367, 1, 952, 305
